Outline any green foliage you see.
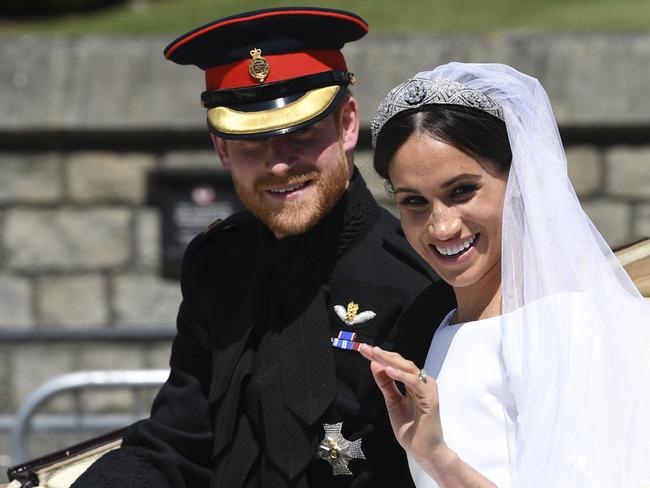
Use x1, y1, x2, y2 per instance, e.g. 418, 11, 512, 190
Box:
2, 0, 126, 17
1, 0, 650, 34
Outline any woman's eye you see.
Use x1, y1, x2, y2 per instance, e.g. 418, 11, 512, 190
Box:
398, 195, 427, 207
451, 184, 479, 198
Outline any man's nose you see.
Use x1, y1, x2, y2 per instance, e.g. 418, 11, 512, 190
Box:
265, 135, 297, 174
427, 207, 462, 241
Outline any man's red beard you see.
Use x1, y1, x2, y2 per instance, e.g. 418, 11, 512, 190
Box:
232, 148, 350, 238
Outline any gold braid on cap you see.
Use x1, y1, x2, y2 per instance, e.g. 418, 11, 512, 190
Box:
370, 77, 505, 148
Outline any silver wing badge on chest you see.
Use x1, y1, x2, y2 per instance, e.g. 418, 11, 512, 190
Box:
334, 301, 376, 326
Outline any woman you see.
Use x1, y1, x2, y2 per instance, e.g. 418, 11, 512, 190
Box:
360, 63, 650, 487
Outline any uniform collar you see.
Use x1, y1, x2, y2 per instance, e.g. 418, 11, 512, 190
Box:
266, 167, 378, 280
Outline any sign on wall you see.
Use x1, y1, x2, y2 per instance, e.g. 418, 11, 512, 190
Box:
148, 168, 243, 279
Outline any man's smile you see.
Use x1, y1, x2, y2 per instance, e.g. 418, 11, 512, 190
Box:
264, 176, 317, 201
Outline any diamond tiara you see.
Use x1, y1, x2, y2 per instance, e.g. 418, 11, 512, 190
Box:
370, 77, 505, 148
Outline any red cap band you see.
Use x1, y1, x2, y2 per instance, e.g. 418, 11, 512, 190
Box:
205, 49, 347, 90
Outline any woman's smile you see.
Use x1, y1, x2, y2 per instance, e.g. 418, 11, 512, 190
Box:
430, 233, 480, 263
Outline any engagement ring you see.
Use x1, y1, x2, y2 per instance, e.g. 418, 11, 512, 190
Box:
418, 369, 427, 384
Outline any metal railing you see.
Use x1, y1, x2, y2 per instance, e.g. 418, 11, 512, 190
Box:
10, 369, 169, 464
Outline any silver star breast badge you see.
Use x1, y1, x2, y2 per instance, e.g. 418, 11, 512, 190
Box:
317, 422, 366, 475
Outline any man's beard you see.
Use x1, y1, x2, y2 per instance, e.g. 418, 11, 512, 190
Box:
232, 147, 350, 238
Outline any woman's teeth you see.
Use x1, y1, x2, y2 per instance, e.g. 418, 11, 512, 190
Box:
435, 234, 476, 256
268, 182, 307, 194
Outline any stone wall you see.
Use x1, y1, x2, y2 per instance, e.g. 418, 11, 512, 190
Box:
1, 33, 649, 477
0, 149, 196, 331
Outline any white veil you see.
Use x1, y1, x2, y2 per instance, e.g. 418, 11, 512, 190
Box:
413, 63, 650, 487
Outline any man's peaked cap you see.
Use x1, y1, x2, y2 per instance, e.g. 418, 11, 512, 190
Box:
164, 7, 368, 139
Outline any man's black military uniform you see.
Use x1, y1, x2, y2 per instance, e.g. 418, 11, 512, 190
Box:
69, 7, 455, 488
73, 171, 454, 488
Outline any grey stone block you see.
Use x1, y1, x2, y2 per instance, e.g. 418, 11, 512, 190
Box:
345, 33, 650, 127
161, 150, 222, 169
144, 342, 173, 369
566, 146, 602, 197
0, 35, 202, 130
3, 34, 650, 130
0, 153, 62, 204
0, 275, 33, 329
79, 388, 155, 416
5, 208, 131, 271
136, 387, 161, 414
356, 150, 387, 200
0, 210, 4, 265
113, 274, 180, 327
141, 342, 172, 409
582, 200, 632, 247
76, 343, 145, 371
605, 147, 650, 199
356, 153, 398, 214
76, 344, 146, 414
635, 204, 650, 239
135, 208, 161, 271
10, 344, 76, 413
36, 274, 108, 328
0, 346, 12, 413
66, 152, 156, 203
0, 431, 10, 483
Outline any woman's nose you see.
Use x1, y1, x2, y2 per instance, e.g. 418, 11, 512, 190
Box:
427, 208, 462, 241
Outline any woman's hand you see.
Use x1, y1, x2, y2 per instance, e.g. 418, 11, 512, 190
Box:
358, 344, 449, 465
360, 345, 497, 487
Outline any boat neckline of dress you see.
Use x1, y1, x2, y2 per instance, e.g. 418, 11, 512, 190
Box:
442, 308, 502, 328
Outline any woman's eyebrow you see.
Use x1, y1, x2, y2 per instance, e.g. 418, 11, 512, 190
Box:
393, 186, 421, 195
440, 173, 481, 189
394, 174, 481, 194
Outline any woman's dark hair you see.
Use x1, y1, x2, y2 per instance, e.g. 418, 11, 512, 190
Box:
373, 104, 512, 189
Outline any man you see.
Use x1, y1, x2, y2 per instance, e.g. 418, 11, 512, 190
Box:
72, 7, 454, 488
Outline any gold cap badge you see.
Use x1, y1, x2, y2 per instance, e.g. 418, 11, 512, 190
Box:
248, 48, 270, 83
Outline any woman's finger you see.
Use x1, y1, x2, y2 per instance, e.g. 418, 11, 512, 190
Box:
360, 344, 431, 406
361, 345, 420, 375
358, 342, 374, 360
385, 367, 440, 415
370, 361, 404, 408
385, 366, 428, 392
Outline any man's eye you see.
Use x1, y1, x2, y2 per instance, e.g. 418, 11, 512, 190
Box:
291, 126, 316, 140
230, 139, 264, 152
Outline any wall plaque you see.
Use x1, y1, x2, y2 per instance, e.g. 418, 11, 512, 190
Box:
148, 168, 243, 279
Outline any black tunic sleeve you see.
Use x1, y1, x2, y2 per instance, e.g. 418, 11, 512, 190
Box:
72, 233, 215, 488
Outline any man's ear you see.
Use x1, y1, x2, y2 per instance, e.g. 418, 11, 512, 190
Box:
338, 96, 360, 154
211, 134, 231, 169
